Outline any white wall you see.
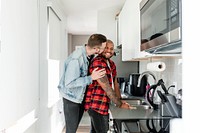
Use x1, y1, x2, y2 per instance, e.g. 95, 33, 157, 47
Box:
71, 35, 90, 52
0, 0, 67, 132
139, 57, 182, 95
37, 0, 67, 133
0, 0, 39, 131
180, 0, 200, 132
97, 7, 119, 45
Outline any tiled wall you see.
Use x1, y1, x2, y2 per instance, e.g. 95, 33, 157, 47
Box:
139, 56, 182, 96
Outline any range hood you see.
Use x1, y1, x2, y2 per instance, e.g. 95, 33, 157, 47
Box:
146, 40, 182, 54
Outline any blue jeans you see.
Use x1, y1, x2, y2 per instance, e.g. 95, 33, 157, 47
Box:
63, 98, 84, 133
88, 108, 109, 133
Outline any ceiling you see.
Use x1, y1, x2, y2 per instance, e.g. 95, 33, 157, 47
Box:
59, 0, 126, 35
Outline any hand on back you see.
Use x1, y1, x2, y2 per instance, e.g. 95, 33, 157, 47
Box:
91, 68, 106, 80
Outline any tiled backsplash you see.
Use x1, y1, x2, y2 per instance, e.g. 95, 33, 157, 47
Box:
139, 56, 182, 95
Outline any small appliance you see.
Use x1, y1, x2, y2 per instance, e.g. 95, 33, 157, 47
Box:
127, 71, 156, 97
146, 79, 182, 117
140, 0, 182, 54
127, 73, 147, 96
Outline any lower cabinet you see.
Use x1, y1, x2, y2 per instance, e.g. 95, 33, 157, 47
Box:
121, 121, 140, 133
113, 119, 170, 133
113, 120, 139, 133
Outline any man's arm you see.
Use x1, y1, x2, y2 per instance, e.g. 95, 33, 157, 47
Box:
90, 59, 130, 109
114, 77, 121, 99
64, 60, 104, 89
97, 75, 122, 107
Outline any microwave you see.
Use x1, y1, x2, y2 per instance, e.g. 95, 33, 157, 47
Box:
140, 0, 182, 54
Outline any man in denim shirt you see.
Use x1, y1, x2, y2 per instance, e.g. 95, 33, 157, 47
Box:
58, 34, 107, 133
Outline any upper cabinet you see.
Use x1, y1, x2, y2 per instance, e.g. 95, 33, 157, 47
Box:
118, 0, 182, 61
117, 0, 145, 61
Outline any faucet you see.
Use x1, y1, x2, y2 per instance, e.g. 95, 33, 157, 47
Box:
137, 71, 156, 87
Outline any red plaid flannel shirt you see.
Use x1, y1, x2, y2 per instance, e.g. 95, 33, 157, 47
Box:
84, 55, 117, 115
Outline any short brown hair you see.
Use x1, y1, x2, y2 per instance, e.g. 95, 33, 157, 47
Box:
87, 34, 107, 48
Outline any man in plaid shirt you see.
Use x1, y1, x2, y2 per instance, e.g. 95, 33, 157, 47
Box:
85, 40, 133, 133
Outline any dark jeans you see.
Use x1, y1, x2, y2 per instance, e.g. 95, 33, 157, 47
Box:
63, 98, 84, 133
88, 108, 109, 133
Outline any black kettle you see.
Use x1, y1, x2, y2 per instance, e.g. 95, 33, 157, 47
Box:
146, 79, 168, 110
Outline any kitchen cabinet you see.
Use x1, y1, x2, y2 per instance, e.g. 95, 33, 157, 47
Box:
118, 0, 182, 61
118, 0, 147, 61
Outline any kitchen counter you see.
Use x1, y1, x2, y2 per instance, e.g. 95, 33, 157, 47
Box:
110, 98, 172, 133
110, 104, 171, 120
110, 96, 172, 119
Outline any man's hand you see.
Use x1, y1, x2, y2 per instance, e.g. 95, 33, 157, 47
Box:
121, 100, 128, 104
91, 68, 106, 80
120, 102, 137, 110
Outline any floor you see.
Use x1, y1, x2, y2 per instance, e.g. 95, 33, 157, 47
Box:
62, 126, 90, 133
62, 112, 115, 133
62, 112, 91, 133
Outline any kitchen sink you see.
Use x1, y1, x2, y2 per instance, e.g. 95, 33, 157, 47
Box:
125, 99, 152, 110
125, 99, 143, 105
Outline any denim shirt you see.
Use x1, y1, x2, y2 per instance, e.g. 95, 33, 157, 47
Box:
58, 47, 92, 103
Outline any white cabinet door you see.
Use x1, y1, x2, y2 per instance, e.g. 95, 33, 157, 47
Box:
119, 0, 141, 61
119, 0, 149, 61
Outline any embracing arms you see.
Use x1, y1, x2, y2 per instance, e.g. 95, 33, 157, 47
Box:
96, 75, 130, 109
